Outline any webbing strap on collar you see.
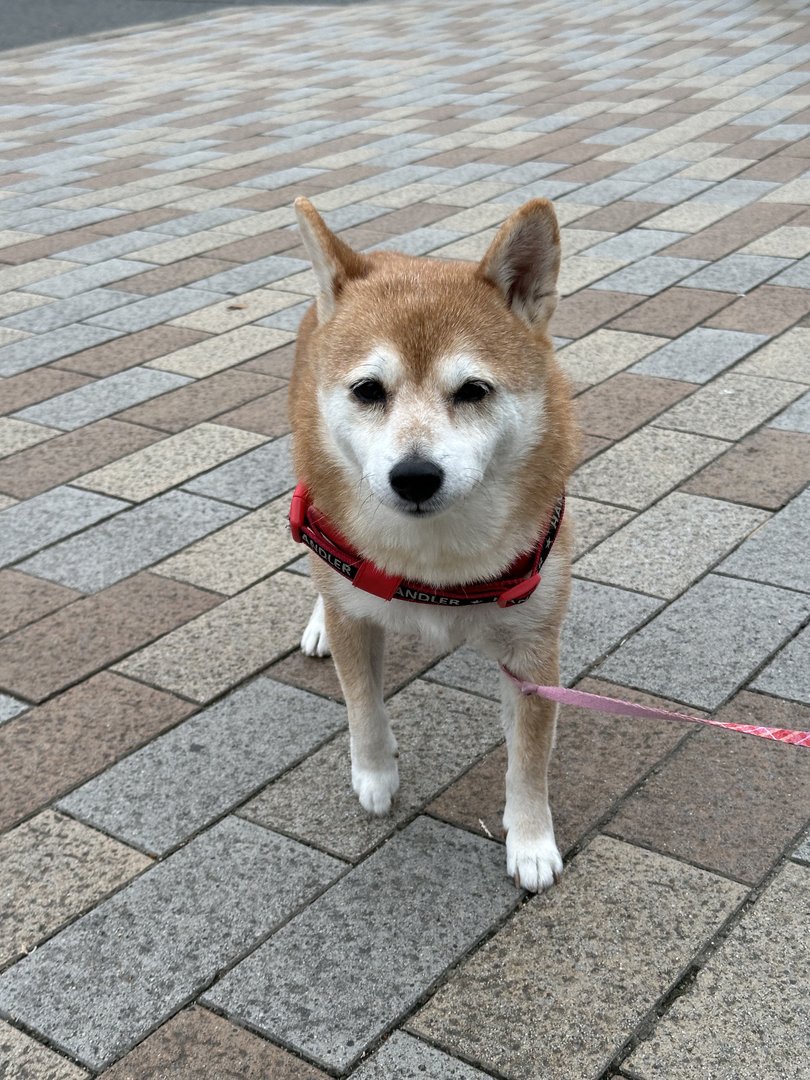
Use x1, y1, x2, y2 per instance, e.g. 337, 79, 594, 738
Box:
289, 483, 565, 608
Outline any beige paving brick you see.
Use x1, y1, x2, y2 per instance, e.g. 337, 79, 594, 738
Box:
558, 256, 626, 296
736, 327, 810, 383
557, 329, 668, 386
640, 203, 736, 232
145, 325, 292, 377
114, 571, 315, 702
0, 417, 59, 458
0, 293, 49, 317
742, 225, 810, 258
0, 1021, 89, 1079
0, 259, 79, 291
566, 496, 636, 559
170, 290, 303, 334
74, 422, 267, 502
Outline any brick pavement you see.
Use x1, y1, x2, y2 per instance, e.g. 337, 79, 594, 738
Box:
0, 1, 809, 1077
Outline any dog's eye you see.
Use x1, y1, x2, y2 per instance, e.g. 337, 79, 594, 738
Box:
351, 379, 387, 405
454, 380, 491, 404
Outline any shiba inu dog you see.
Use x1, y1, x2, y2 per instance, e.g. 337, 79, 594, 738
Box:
288, 196, 578, 891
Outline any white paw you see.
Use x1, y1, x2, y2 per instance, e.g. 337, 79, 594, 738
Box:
352, 759, 399, 815
506, 828, 563, 892
301, 595, 330, 657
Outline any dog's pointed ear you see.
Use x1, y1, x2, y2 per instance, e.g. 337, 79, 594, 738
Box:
295, 197, 368, 322
477, 198, 560, 329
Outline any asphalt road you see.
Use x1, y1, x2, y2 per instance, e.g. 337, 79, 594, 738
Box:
0, 0, 363, 51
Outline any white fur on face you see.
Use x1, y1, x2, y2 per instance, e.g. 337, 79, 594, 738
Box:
319, 346, 547, 556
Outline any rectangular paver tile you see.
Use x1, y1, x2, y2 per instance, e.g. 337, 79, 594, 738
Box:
0, 1022, 89, 1080
85, 287, 227, 333
53, 325, 209, 378
144, 324, 291, 377
0, 818, 342, 1071
114, 571, 315, 702
115, 370, 283, 432
74, 422, 267, 502
0, 569, 80, 637
654, 372, 805, 440
352, 1032, 492, 1080
680, 428, 810, 510
574, 372, 696, 438
705, 284, 810, 335
202, 816, 518, 1073
0, 417, 58, 458
183, 433, 294, 507
557, 329, 667, 386
0, 325, 122, 377
0, 809, 149, 968
0, 671, 193, 831
1, 289, 138, 334
0, 367, 91, 415
606, 692, 810, 883
212, 386, 290, 437
0, 485, 126, 568
408, 835, 745, 1080
565, 497, 636, 559
630, 327, 768, 383
597, 574, 809, 710
59, 678, 345, 854
574, 493, 768, 598
0, 572, 219, 703
609, 286, 732, 337
752, 625, 810, 705
20, 490, 245, 593
627, 862, 809, 1080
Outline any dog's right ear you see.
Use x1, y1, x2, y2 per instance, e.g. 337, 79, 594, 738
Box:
295, 197, 369, 322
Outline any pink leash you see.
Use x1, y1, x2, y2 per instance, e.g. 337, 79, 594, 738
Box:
500, 667, 810, 747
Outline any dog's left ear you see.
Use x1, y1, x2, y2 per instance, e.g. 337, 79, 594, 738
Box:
477, 198, 560, 329
295, 197, 369, 322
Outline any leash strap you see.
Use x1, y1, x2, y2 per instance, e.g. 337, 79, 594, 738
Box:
500, 667, 810, 747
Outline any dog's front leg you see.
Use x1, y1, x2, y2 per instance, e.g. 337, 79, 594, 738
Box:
323, 598, 399, 815
500, 657, 563, 892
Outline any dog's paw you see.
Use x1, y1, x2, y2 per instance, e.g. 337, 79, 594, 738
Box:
506, 828, 563, 892
352, 759, 399, 815
301, 597, 330, 657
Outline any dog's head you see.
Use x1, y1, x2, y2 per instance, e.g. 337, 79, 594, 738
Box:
292, 197, 573, 573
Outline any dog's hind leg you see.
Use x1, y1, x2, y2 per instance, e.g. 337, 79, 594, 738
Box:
301, 594, 331, 657
323, 598, 398, 815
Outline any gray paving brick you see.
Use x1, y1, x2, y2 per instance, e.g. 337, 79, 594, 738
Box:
680, 253, 792, 293
408, 836, 746, 1080
188, 255, 309, 295
598, 574, 809, 709
718, 487, 810, 593
352, 1032, 492, 1080
184, 434, 295, 507
771, 254, 810, 288
579, 228, 684, 262
627, 862, 808, 1080
691, 177, 779, 205
85, 287, 227, 333
655, 373, 805, 440
142, 208, 250, 235
13, 368, 191, 431
0, 817, 341, 1071
19, 490, 243, 592
1, 289, 137, 334
752, 625, 810, 706
575, 493, 768, 598
591, 256, 707, 295
628, 177, 715, 203
769, 390, 810, 433
61, 230, 176, 264
373, 227, 463, 255
794, 833, 810, 863
23, 259, 154, 299
0, 321, 122, 378
558, 178, 645, 205
59, 679, 346, 854
202, 816, 517, 1073
0, 692, 28, 725
630, 327, 768, 383
0, 485, 126, 568
583, 125, 653, 145
240, 680, 501, 861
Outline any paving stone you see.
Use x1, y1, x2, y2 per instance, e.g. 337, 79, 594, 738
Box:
0, 324, 122, 377
609, 286, 733, 337
183, 433, 295, 507
705, 284, 810, 335
170, 287, 303, 335
0, 366, 91, 415
606, 693, 810, 883
60, 678, 345, 855
550, 289, 641, 338
597, 574, 809, 710
115, 370, 282, 433
556, 329, 667, 386
212, 386, 290, 437
53, 325, 208, 378
0, 817, 342, 1071
153, 495, 297, 594
794, 834, 810, 864
574, 372, 697, 438
591, 255, 707, 295
85, 287, 227, 333
655, 372, 805, 440
0, 418, 165, 500
744, 225, 810, 258
569, 426, 728, 509
0, 485, 126, 568
752, 624, 810, 705
427, 678, 692, 851
0, 569, 80, 637
680, 428, 810, 510
352, 1032, 492, 1080
23, 258, 154, 298
74, 422, 267, 502
12, 367, 191, 431
574, 493, 768, 598
20, 490, 244, 593
240, 680, 500, 861
0, 1022, 89, 1080
187, 254, 309, 293
769, 389, 810, 433
408, 835, 746, 1080
0, 692, 27, 724
102, 1006, 330, 1080
114, 570, 314, 702
203, 816, 518, 1073
630, 327, 769, 383
1, 289, 138, 334
736, 327, 810, 383
0, 572, 219, 704
144, 324, 290, 377
680, 252, 792, 293
0, 417, 59, 458
0, 809, 149, 968
627, 862, 809, 1080
566, 496, 636, 559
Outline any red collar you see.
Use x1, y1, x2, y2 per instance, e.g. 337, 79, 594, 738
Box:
289, 483, 565, 609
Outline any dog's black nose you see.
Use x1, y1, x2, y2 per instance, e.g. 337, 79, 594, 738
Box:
389, 457, 444, 504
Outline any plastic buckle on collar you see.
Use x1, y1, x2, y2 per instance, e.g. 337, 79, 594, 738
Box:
353, 561, 401, 601
289, 482, 309, 543
496, 574, 541, 608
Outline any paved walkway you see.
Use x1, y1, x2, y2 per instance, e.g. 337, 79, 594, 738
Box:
1, 2, 809, 1078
